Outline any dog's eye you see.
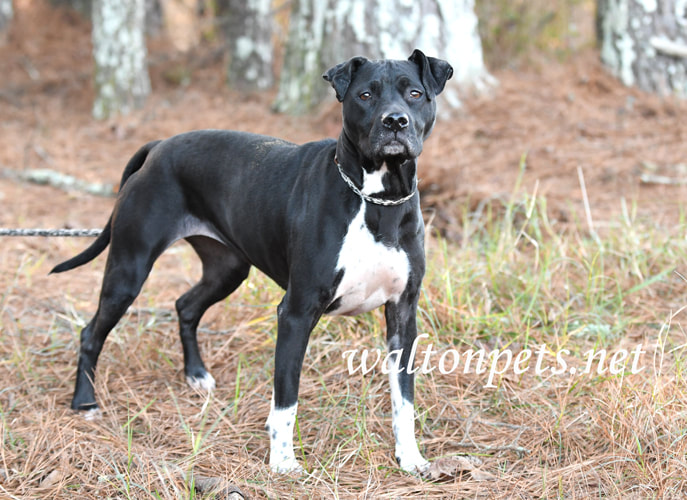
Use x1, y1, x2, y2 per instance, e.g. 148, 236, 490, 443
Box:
359, 92, 371, 101
409, 90, 423, 99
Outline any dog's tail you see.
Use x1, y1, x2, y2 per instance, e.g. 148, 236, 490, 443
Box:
50, 140, 162, 274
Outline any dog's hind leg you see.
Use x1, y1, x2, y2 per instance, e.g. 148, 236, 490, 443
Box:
71, 240, 161, 411
176, 236, 251, 391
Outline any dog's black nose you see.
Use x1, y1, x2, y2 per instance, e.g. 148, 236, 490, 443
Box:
382, 112, 409, 132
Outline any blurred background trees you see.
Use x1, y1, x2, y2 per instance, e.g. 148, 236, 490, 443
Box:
91, 0, 151, 119
1, 0, 686, 118
597, 0, 687, 98
0, 0, 12, 44
272, 0, 492, 114
223, 0, 275, 91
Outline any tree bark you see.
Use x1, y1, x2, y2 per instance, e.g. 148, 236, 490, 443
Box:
598, 0, 687, 98
92, 0, 151, 120
274, 0, 493, 114
0, 0, 12, 43
272, 0, 331, 114
225, 0, 274, 91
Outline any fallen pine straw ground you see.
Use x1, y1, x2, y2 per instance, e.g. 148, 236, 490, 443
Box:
1, 189, 686, 498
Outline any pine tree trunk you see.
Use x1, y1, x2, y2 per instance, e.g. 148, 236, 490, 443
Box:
272, 0, 331, 114
274, 0, 492, 114
225, 0, 274, 91
0, 0, 12, 43
92, 0, 151, 119
598, 0, 687, 97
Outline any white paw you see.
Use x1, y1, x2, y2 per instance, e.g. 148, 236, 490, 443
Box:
399, 455, 430, 474
396, 444, 430, 474
270, 455, 305, 475
82, 408, 102, 421
266, 401, 302, 474
186, 372, 216, 392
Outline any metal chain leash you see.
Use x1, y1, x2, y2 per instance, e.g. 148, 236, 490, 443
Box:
0, 228, 102, 237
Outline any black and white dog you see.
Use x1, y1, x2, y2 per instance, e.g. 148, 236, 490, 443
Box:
52, 49, 452, 474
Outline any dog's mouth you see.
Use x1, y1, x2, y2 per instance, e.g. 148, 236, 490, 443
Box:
372, 131, 419, 160
381, 139, 407, 156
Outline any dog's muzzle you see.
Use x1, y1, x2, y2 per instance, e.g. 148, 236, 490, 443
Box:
374, 111, 421, 158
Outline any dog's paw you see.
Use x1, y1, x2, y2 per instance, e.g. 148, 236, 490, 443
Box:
82, 407, 102, 421
397, 452, 430, 475
270, 456, 305, 475
186, 372, 216, 392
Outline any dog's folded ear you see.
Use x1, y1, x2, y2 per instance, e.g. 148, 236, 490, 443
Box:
323, 56, 368, 102
408, 49, 453, 101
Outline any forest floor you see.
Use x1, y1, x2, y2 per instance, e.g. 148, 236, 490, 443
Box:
1, 2, 687, 499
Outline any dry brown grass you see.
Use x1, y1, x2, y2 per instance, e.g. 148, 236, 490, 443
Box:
2, 210, 687, 498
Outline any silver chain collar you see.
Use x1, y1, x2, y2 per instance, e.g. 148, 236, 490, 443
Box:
334, 157, 417, 206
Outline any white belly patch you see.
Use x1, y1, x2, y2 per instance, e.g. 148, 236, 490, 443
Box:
328, 204, 410, 316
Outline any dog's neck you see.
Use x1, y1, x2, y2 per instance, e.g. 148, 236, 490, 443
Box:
335, 134, 417, 203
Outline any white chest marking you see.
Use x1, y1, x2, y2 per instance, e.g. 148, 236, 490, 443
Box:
361, 164, 388, 196
328, 204, 410, 316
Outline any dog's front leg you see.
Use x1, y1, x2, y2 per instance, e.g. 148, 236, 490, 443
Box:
385, 293, 430, 474
265, 291, 322, 474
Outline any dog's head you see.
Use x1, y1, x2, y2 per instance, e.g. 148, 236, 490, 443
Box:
323, 50, 453, 164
